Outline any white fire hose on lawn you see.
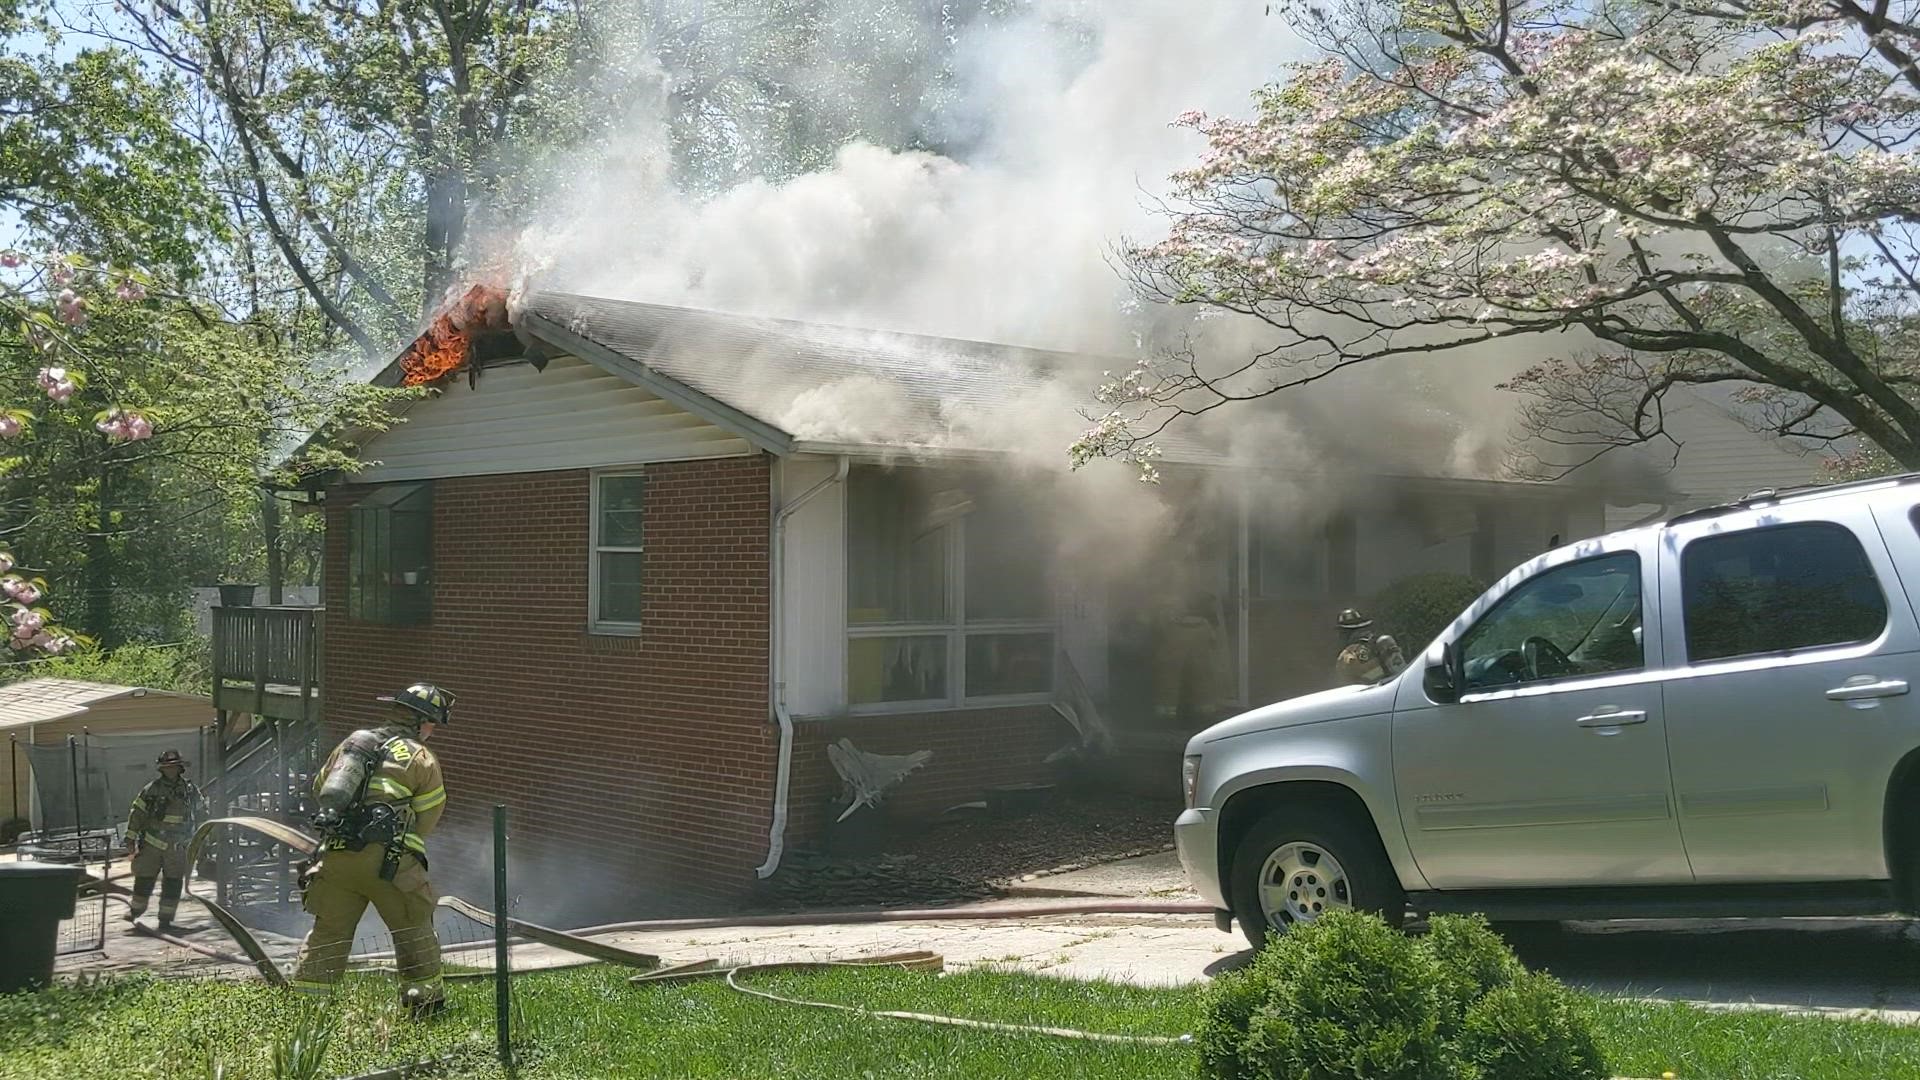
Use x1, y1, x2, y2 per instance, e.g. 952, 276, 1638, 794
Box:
176, 817, 1201, 1048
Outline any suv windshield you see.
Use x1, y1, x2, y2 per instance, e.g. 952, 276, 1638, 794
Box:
1458, 552, 1643, 692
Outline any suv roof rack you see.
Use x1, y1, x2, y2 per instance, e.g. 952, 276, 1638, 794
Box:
1664, 471, 1920, 527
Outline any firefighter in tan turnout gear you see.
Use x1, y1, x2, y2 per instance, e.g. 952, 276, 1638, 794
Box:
290, 683, 453, 1018
1333, 608, 1406, 686
123, 749, 208, 930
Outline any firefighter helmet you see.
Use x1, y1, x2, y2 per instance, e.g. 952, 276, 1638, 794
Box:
377, 683, 456, 726
156, 749, 188, 767
1335, 608, 1373, 632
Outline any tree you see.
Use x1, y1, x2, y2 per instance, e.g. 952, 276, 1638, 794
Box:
0, 0, 220, 272
96, 0, 1030, 356
1073, 0, 1920, 478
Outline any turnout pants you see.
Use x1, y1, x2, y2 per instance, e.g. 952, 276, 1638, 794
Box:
290, 844, 443, 1006
128, 839, 189, 923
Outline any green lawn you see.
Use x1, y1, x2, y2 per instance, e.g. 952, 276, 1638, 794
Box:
3, 966, 1917, 1079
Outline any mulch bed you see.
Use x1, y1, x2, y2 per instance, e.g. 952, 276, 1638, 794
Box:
754, 788, 1183, 911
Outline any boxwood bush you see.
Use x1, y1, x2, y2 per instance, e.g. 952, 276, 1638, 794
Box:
1197, 911, 1604, 1080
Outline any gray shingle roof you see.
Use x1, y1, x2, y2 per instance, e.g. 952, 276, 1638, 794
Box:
520, 290, 1230, 463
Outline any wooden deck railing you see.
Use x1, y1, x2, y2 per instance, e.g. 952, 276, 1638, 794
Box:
211, 606, 323, 720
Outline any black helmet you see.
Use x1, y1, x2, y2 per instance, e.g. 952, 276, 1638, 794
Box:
1336, 608, 1372, 632
377, 683, 456, 726
156, 749, 188, 767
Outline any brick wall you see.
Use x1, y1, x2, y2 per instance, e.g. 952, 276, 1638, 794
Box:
785, 705, 1075, 844
323, 457, 773, 916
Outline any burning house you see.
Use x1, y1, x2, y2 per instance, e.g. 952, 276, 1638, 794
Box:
250, 284, 1802, 908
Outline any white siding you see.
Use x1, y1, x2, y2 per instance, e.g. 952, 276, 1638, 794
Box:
1603, 392, 1829, 531
778, 455, 846, 717
357, 355, 754, 482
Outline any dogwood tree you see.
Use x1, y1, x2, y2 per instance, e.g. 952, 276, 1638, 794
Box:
1075, 0, 1920, 478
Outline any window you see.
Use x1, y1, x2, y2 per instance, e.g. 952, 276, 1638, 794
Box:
1682, 522, 1886, 663
1250, 515, 1326, 598
348, 483, 433, 625
846, 468, 1054, 708
592, 472, 646, 632
1458, 552, 1642, 692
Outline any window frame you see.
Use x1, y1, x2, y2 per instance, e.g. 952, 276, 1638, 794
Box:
844, 475, 1056, 714
347, 481, 433, 626
589, 469, 647, 636
1454, 550, 1646, 697
1679, 520, 1890, 666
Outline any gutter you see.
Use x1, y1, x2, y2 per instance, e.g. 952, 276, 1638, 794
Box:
757, 455, 850, 879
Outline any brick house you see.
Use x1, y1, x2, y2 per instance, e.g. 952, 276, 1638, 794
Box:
290, 288, 1667, 909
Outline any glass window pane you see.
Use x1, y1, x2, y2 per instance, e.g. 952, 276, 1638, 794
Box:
1459, 553, 1642, 692
1683, 523, 1886, 663
965, 633, 1053, 697
848, 468, 950, 624
848, 635, 948, 704
599, 474, 646, 548
599, 551, 644, 624
964, 493, 1050, 621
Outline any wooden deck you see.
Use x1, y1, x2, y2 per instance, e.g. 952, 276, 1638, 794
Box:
210, 606, 323, 722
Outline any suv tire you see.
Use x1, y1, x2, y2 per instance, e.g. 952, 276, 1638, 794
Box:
1229, 804, 1405, 951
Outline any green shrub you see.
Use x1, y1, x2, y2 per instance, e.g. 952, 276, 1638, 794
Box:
1372, 573, 1486, 653
1423, 914, 1524, 1026
1196, 911, 1607, 1080
1457, 972, 1606, 1080
1197, 910, 1459, 1080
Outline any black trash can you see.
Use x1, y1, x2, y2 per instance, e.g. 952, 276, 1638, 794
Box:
0, 863, 82, 993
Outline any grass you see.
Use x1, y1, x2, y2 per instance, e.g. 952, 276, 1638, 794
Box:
3, 966, 1919, 1079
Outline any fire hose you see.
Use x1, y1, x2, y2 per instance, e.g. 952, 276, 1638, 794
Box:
176, 816, 1203, 1047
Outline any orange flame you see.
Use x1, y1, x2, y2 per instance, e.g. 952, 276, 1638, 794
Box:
398, 284, 512, 387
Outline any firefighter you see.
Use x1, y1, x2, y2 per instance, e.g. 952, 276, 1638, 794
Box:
289, 683, 453, 1018
123, 749, 208, 931
1334, 608, 1406, 686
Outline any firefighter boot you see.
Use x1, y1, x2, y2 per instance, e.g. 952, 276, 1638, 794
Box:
126, 875, 156, 921
157, 875, 184, 931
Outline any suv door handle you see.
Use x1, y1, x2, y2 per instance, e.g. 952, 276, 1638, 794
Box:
1826, 678, 1910, 702
1576, 709, 1647, 728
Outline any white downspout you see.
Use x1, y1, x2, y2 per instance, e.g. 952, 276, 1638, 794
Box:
757, 455, 849, 879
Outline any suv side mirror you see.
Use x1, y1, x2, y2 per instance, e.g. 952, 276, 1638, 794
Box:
1425, 641, 1463, 704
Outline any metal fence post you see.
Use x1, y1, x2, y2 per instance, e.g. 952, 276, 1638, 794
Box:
9, 733, 17, 825
494, 803, 511, 1069
67, 735, 81, 859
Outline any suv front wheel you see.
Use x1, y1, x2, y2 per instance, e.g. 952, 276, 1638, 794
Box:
1229, 805, 1405, 951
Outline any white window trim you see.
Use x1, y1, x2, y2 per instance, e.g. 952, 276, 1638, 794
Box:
590, 468, 645, 636
846, 495, 1056, 715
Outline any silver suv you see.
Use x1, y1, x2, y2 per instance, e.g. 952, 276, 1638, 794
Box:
1177, 475, 1920, 948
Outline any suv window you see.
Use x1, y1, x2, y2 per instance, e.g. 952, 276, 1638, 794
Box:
1458, 552, 1643, 692
1682, 522, 1887, 663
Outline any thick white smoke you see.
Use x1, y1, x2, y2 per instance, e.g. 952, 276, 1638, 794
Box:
502, 0, 1608, 492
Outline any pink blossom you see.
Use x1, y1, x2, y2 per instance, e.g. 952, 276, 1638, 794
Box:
0, 251, 21, 269
0, 553, 13, 575
115, 279, 147, 302
0, 416, 19, 439
51, 264, 74, 286
97, 409, 154, 443
36, 366, 66, 392
48, 379, 75, 403
3, 579, 40, 605
12, 609, 45, 636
